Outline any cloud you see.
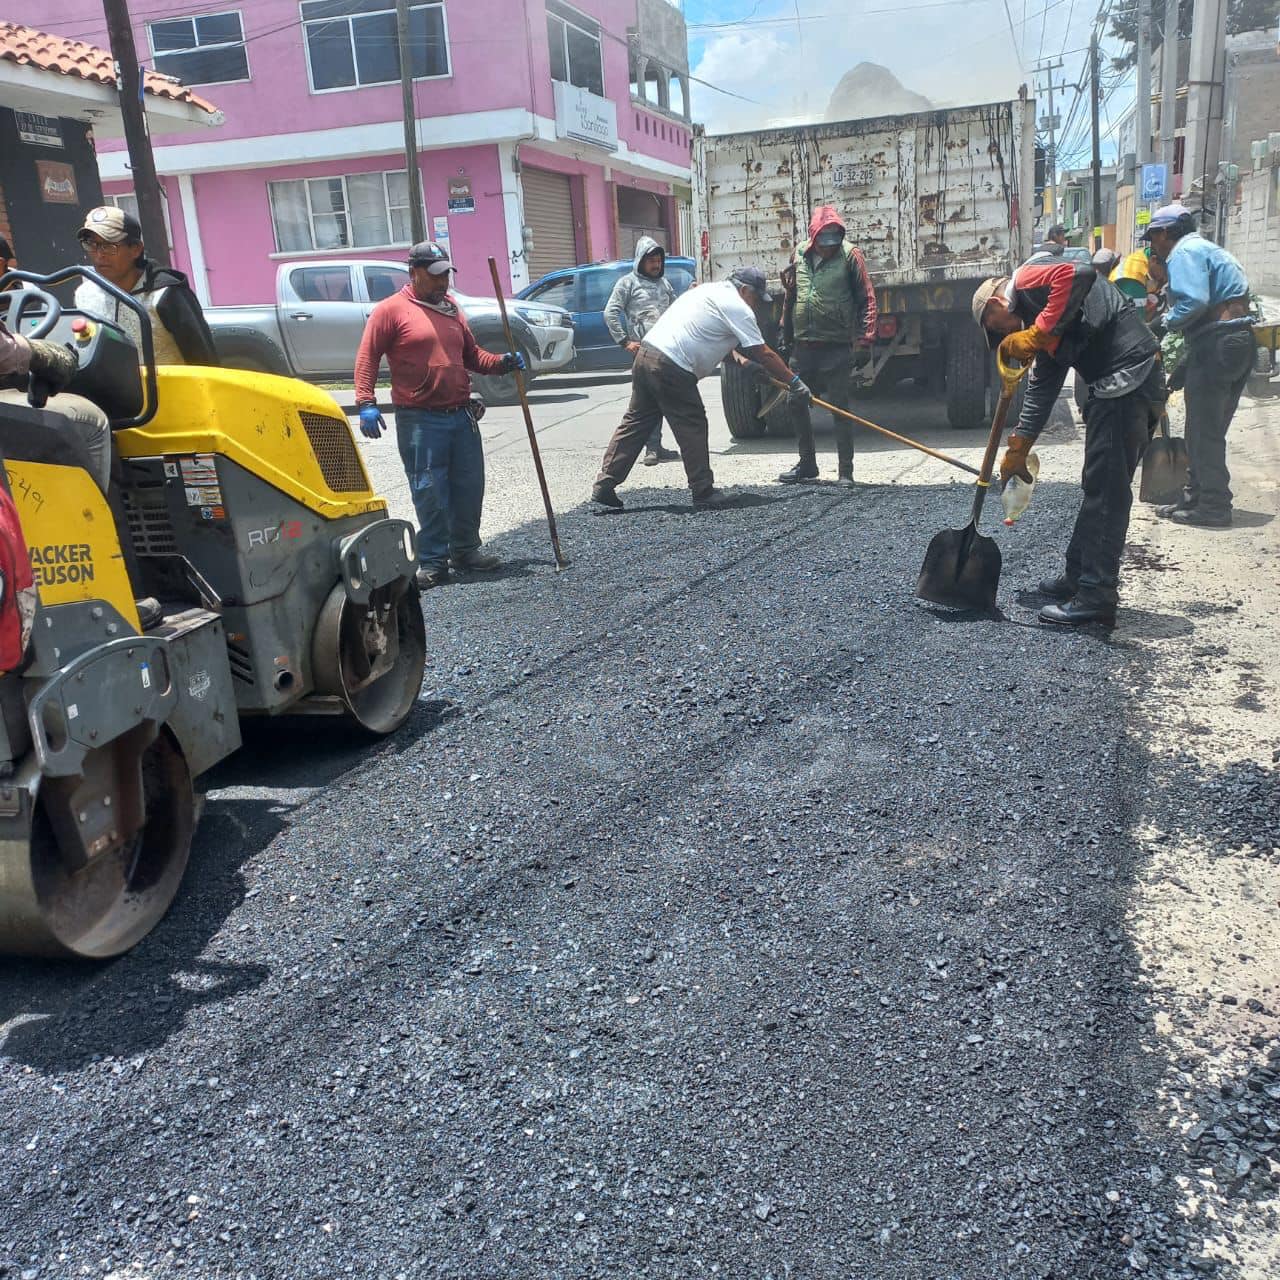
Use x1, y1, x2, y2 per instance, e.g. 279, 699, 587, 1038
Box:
687, 0, 1027, 134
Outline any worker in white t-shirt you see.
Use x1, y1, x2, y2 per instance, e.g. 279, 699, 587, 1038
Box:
591, 267, 806, 510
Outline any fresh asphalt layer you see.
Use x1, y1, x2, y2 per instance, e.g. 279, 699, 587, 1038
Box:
1, 374, 1274, 1279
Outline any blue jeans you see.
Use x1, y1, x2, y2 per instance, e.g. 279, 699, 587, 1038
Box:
394, 406, 485, 570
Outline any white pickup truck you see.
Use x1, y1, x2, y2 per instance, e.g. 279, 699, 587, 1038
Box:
205, 260, 575, 405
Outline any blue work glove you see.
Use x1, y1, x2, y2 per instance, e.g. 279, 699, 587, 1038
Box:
357, 404, 385, 439
499, 351, 526, 374
788, 374, 812, 404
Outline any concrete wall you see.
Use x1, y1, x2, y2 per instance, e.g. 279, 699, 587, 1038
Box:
1223, 31, 1280, 174
1225, 163, 1280, 294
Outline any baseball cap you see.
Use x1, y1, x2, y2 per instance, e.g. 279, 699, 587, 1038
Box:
814, 227, 846, 247
78, 206, 141, 244
407, 241, 454, 274
970, 276, 1008, 327
730, 266, 772, 303
1141, 203, 1194, 239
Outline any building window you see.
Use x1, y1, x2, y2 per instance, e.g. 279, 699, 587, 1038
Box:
547, 0, 603, 98
301, 0, 449, 92
268, 170, 417, 252
105, 191, 173, 252
148, 11, 249, 85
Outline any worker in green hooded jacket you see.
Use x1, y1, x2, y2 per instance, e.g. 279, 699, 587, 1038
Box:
777, 206, 877, 487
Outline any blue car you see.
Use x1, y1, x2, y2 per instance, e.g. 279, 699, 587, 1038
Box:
517, 254, 697, 371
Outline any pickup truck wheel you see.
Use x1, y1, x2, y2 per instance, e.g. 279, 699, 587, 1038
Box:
223, 354, 270, 373
472, 350, 533, 407
945, 318, 989, 429
720, 358, 769, 439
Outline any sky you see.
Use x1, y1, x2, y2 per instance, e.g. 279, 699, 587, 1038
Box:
682, 0, 1133, 169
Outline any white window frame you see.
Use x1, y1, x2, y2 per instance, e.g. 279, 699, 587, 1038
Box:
267, 169, 420, 254
105, 191, 174, 256
300, 0, 451, 96
145, 9, 251, 87
547, 0, 603, 98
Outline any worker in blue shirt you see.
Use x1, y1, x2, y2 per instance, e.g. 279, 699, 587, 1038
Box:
1144, 204, 1254, 527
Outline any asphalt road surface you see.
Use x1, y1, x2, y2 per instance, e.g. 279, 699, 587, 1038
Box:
2, 373, 1277, 1279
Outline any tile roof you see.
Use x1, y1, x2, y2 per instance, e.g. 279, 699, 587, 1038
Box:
0, 20, 220, 116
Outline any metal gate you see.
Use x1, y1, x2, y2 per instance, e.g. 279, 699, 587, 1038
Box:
522, 167, 579, 280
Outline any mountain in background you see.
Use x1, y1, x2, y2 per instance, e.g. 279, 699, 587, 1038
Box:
826, 62, 933, 121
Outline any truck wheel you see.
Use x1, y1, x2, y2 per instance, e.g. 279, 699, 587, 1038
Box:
945, 319, 989, 429
720, 358, 768, 439
224, 355, 271, 374
472, 349, 533, 407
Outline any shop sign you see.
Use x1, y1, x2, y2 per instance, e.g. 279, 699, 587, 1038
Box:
16, 112, 63, 148
36, 161, 78, 204
553, 80, 618, 152
447, 176, 475, 214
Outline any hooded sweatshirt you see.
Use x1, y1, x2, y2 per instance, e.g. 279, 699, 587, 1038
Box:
75, 259, 218, 366
790, 206, 877, 345
603, 236, 677, 345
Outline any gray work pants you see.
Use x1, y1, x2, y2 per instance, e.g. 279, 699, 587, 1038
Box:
0, 389, 112, 494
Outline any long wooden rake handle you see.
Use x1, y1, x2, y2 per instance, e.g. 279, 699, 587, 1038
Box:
766, 377, 980, 477
487, 257, 567, 569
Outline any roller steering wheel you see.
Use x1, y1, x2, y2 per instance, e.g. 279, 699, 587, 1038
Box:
2, 283, 62, 340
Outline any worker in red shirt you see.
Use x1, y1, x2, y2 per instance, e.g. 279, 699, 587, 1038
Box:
354, 242, 524, 589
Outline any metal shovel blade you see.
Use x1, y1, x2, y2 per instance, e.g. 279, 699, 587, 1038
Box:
1139, 427, 1189, 505
916, 522, 1003, 613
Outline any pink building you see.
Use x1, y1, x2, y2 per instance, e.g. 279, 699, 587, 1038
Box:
43, 0, 693, 304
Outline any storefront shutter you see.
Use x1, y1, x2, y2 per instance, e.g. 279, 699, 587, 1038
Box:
522, 167, 579, 280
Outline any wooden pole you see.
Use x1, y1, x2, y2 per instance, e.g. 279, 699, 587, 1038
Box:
102, 0, 170, 266
487, 257, 567, 569
395, 0, 427, 243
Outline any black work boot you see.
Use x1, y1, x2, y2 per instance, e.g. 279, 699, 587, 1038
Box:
778, 460, 819, 484
1037, 573, 1076, 599
1039, 596, 1116, 628
1165, 507, 1231, 528
642, 448, 660, 466
451, 550, 501, 571
416, 565, 449, 590
591, 481, 624, 510
1155, 492, 1196, 518
692, 486, 732, 510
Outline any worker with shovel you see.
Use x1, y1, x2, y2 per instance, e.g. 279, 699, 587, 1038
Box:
777, 207, 877, 487
973, 258, 1165, 628
1143, 204, 1254, 529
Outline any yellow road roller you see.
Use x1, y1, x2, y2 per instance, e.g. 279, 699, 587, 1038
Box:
0, 267, 425, 958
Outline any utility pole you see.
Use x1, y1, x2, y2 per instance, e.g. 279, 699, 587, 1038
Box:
395, 0, 427, 243
1135, 0, 1153, 167
1159, 0, 1179, 181
1089, 32, 1103, 250
1034, 58, 1064, 231
1182, 0, 1228, 228
102, 0, 170, 266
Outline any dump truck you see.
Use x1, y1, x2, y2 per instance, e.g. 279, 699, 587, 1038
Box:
693, 93, 1036, 434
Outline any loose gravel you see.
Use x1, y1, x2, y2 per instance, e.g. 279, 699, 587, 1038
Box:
0, 471, 1254, 1278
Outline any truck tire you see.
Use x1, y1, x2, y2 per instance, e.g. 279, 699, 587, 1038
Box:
720, 358, 768, 439
945, 318, 988, 429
